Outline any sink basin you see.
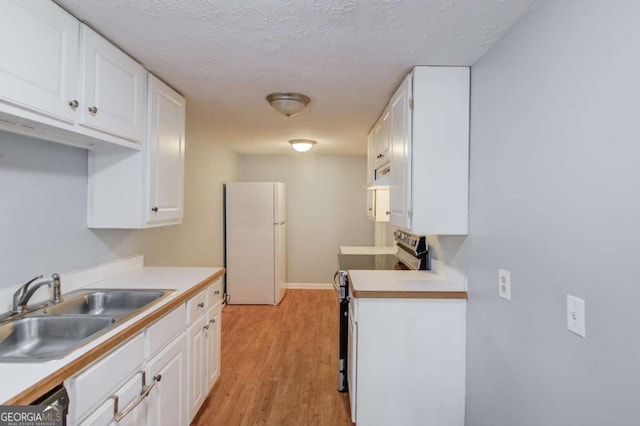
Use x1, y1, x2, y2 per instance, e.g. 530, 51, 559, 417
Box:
0, 316, 116, 362
44, 289, 172, 317
0, 288, 174, 363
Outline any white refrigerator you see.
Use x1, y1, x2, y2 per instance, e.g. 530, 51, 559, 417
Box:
225, 182, 287, 305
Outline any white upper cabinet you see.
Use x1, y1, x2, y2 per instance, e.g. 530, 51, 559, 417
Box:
389, 66, 470, 235
388, 73, 412, 230
0, 1, 142, 150
80, 25, 146, 143
88, 74, 185, 229
0, 0, 79, 123
145, 76, 186, 225
374, 109, 391, 170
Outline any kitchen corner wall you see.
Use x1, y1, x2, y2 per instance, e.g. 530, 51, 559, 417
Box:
239, 154, 373, 283
448, 1, 640, 425
0, 110, 238, 290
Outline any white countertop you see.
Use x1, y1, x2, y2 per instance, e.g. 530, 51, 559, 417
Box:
0, 262, 223, 404
348, 261, 468, 298
339, 246, 397, 255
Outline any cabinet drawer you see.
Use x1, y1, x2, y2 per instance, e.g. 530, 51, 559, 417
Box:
187, 289, 207, 324
147, 303, 187, 358
67, 332, 144, 423
78, 370, 146, 426
206, 280, 223, 306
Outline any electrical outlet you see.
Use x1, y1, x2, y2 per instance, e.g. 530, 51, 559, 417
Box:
498, 269, 511, 300
567, 295, 586, 338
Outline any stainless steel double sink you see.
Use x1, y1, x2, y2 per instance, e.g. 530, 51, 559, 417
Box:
0, 289, 175, 363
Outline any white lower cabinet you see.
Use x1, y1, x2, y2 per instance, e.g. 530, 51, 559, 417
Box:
188, 315, 207, 419
65, 281, 222, 426
347, 300, 357, 424
348, 296, 467, 426
206, 303, 222, 391
147, 333, 188, 426
66, 304, 188, 426
187, 279, 224, 422
66, 333, 145, 425
78, 371, 148, 426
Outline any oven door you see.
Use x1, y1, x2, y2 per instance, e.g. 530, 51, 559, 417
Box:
347, 296, 357, 423
336, 270, 349, 392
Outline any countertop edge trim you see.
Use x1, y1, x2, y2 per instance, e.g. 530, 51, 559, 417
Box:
3, 269, 225, 405
351, 289, 468, 299
348, 275, 467, 300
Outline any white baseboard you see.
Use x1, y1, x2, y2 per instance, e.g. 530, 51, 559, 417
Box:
286, 283, 334, 290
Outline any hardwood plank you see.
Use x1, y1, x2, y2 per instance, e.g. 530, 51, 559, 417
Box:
193, 290, 352, 426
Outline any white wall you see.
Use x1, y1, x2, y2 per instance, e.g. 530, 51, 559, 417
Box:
0, 109, 238, 290
239, 155, 373, 283
0, 131, 141, 287
448, 1, 640, 424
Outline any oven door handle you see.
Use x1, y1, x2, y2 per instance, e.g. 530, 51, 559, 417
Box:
333, 271, 340, 292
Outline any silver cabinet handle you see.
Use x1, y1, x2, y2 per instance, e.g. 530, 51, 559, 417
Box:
88, 106, 98, 114
114, 371, 161, 422
112, 370, 162, 422
68, 100, 79, 109
197, 302, 205, 308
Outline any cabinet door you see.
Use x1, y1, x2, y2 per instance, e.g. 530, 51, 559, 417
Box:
374, 109, 390, 169
145, 75, 185, 225
206, 305, 222, 392
147, 332, 188, 426
80, 25, 145, 142
0, 1, 78, 123
347, 307, 357, 423
374, 189, 390, 222
188, 316, 207, 422
389, 73, 413, 229
79, 371, 148, 426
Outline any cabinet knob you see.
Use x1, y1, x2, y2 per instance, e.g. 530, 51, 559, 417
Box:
214, 290, 220, 295
203, 324, 210, 330
68, 100, 79, 110
386, 211, 391, 215
88, 106, 98, 114
198, 302, 205, 308
154, 374, 162, 382
210, 319, 216, 324
368, 208, 373, 211
151, 207, 159, 212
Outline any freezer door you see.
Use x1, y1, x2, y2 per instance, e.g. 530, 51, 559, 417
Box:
226, 183, 275, 304
274, 222, 287, 304
274, 182, 286, 224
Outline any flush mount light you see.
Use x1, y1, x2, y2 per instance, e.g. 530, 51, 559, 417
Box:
289, 139, 317, 153
266, 92, 311, 117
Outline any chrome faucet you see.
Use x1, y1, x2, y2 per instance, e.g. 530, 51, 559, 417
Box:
12, 273, 63, 314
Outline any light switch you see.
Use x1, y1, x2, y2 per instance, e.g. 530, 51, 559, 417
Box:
567, 295, 586, 338
498, 269, 511, 300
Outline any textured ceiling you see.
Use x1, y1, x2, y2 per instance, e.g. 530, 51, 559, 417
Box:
54, 0, 538, 155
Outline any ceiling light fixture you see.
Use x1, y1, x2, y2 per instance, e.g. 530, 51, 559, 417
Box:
289, 139, 317, 153
266, 92, 311, 117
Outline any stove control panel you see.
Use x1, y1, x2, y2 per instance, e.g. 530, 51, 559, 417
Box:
393, 230, 428, 256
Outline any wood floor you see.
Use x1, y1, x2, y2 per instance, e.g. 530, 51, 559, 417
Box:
193, 289, 353, 426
